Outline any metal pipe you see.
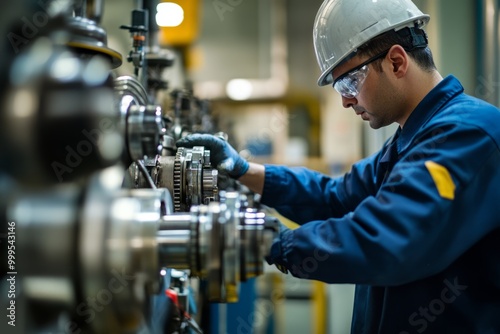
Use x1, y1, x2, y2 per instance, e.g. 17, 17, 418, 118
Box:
143, 0, 160, 48
86, 0, 104, 24
476, 0, 500, 106
74, 0, 104, 23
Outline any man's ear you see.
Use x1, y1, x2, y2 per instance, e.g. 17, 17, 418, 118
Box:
387, 44, 408, 78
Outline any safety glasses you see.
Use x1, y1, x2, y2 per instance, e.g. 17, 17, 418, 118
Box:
332, 50, 389, 99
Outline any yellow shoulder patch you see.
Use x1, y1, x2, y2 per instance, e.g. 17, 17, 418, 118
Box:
424, 161, 455, 200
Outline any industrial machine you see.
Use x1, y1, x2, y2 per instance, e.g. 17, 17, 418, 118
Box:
0, 1, 279, 333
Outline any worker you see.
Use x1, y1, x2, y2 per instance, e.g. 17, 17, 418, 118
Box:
177, 0, 500, 332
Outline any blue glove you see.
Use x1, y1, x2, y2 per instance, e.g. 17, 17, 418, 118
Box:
176, 133, 249, 179
265, 223, 293, 274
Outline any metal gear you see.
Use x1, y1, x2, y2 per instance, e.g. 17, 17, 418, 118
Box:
173, 147, 184, 212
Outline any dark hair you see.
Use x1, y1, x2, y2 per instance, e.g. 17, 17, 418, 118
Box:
356, 27, 437, 72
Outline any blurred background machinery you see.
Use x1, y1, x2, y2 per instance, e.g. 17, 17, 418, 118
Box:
0, 1, 279, 333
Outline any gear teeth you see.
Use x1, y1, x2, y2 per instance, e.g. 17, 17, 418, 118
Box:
173, 147, 184, 212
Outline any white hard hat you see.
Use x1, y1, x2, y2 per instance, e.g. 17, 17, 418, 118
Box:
313, 0, 430, 86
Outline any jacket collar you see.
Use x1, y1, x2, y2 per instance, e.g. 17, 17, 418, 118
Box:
397, 75, 464, 153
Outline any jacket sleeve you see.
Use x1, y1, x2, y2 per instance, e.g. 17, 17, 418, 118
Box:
260, 151, 385, 224
271, 124, 500, 285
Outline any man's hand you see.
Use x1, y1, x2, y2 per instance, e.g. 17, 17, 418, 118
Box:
265, 222, 292, 274
176, 133, 249, 179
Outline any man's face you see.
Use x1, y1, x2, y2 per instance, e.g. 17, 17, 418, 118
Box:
331, 53, 404, 129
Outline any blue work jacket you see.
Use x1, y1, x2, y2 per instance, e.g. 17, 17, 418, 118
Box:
261, 76, 500, 333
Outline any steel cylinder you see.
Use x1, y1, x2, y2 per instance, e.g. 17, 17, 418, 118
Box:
157, 214, 193, 270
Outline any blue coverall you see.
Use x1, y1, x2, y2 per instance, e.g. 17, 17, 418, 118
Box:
262, 76, 500, 333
